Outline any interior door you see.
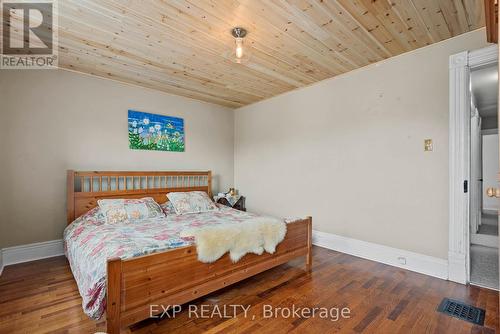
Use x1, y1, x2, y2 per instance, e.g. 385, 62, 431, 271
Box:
471, 110, 482, 235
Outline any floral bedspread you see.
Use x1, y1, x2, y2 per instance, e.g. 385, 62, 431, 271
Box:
63, 204, 258, 320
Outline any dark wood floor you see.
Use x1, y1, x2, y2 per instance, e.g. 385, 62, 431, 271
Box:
0, 246, 498, 333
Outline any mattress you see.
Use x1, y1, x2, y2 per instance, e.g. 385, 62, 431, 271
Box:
63, 203, 258, 320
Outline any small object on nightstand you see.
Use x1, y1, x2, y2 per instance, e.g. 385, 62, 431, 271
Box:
214, 193, 246, 211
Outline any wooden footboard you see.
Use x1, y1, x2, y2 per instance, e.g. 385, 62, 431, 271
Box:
106, 217, 312, 333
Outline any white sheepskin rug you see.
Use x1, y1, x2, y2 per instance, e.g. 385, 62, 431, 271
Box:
180, 217, 287, 263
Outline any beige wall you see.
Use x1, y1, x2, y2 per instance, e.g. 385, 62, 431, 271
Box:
234, 29, 489, 260
0, 70, 234, 248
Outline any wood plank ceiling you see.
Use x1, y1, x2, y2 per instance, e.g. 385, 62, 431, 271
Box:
54, 0, 485, 108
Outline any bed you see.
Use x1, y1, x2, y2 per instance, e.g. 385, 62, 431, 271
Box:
65, 170, 312, 333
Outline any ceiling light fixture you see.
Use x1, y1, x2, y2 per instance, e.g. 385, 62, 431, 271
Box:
230, 27, 249, 64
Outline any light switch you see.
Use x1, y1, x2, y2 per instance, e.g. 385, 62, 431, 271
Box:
424, 139, 433, 152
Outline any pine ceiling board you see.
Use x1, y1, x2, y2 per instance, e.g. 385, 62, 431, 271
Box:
219, 0, 353, 73
178, 0, 343, 83
60, 0, 299, 99
169, 1, 324, 85
308, 0, 389, 61
194, 0, 354, 74
250, 0, 357, 72
358, 0, 427, 51
59, 56, 244, 108
58, 36, 266, 105
52, 0, 486, 107
58, 17, 289, 101
273, 0, 371, 67
58, 44, 254, 106
57, 40, 264, 107
389, 0, 436, 45
58, 43, 267, 106
462, 0, 486, 31
436, 0, 470, 36
150, 0, 323, 85
178, 0, 336, 81
58, 54, 246, 108
318, 0, 393, 59
410, 0, 453, 41
283, 0, 381, 65
106, 0, 320, 87
336, 0, 411, 54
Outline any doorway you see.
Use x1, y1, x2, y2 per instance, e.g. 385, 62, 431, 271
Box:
469, 64, 499, 290
448, 45, 498, 286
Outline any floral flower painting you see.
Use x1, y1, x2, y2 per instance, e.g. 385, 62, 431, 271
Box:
128, 110, 185, 152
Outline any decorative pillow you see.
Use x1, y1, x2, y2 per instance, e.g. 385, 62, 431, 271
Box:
160, 201, 176, 215
167, 191, 218, 215
97, 197, 165, 224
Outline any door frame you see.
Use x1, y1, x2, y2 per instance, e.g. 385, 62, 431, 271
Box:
449, 44, 498, 284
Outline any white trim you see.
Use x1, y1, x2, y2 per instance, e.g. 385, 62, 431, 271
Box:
313, 230, 448, 280
449, 50, 471, 284
468, 44, 498, 68
0, 234, 451, 281
449, 45, 499, 285
470, 281, 500, 292
448, 251, 467, 283
0, 250, 3, 276
1, 240, 64, 271
482, 129, 498, 135
470, 233, 498, 248
478, 104, 497, 114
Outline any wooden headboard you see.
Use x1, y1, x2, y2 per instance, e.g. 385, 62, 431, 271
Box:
67, 170, 212, 224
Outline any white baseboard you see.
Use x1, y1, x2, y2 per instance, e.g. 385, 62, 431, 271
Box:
471, 233, 498, 248
448, 251, 467, 284
1, 239, 64, 274
0, 234, 450, 282
312, 230, 449, 280
482, 209, 498, 215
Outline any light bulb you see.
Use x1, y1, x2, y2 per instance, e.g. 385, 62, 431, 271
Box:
235, 38, 243, 59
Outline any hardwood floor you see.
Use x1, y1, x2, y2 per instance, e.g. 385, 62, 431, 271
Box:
0, 246, 498, 333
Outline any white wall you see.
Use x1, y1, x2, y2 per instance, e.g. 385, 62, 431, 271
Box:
234, 29, 489, 260
0, 70, 234, 248
482, 133, 499, 211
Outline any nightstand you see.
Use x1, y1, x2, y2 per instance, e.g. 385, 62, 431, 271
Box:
215, 196, 246, 211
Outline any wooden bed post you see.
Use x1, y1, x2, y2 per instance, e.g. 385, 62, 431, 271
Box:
107, 258, 122, 334
207, 170, 212, 197
306, 216, 313, 272
67, 170, 75, 224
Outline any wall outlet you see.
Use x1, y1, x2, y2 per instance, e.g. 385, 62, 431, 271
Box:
397, 256, 407, 265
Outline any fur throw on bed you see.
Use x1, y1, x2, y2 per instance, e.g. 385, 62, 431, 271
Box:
180, 217, 287, 263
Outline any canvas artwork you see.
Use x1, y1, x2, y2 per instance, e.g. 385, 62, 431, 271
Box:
128, 110, 185, 152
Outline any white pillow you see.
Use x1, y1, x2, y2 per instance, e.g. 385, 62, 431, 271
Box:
97, 197, 165, 224
167, 191, 218, 215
